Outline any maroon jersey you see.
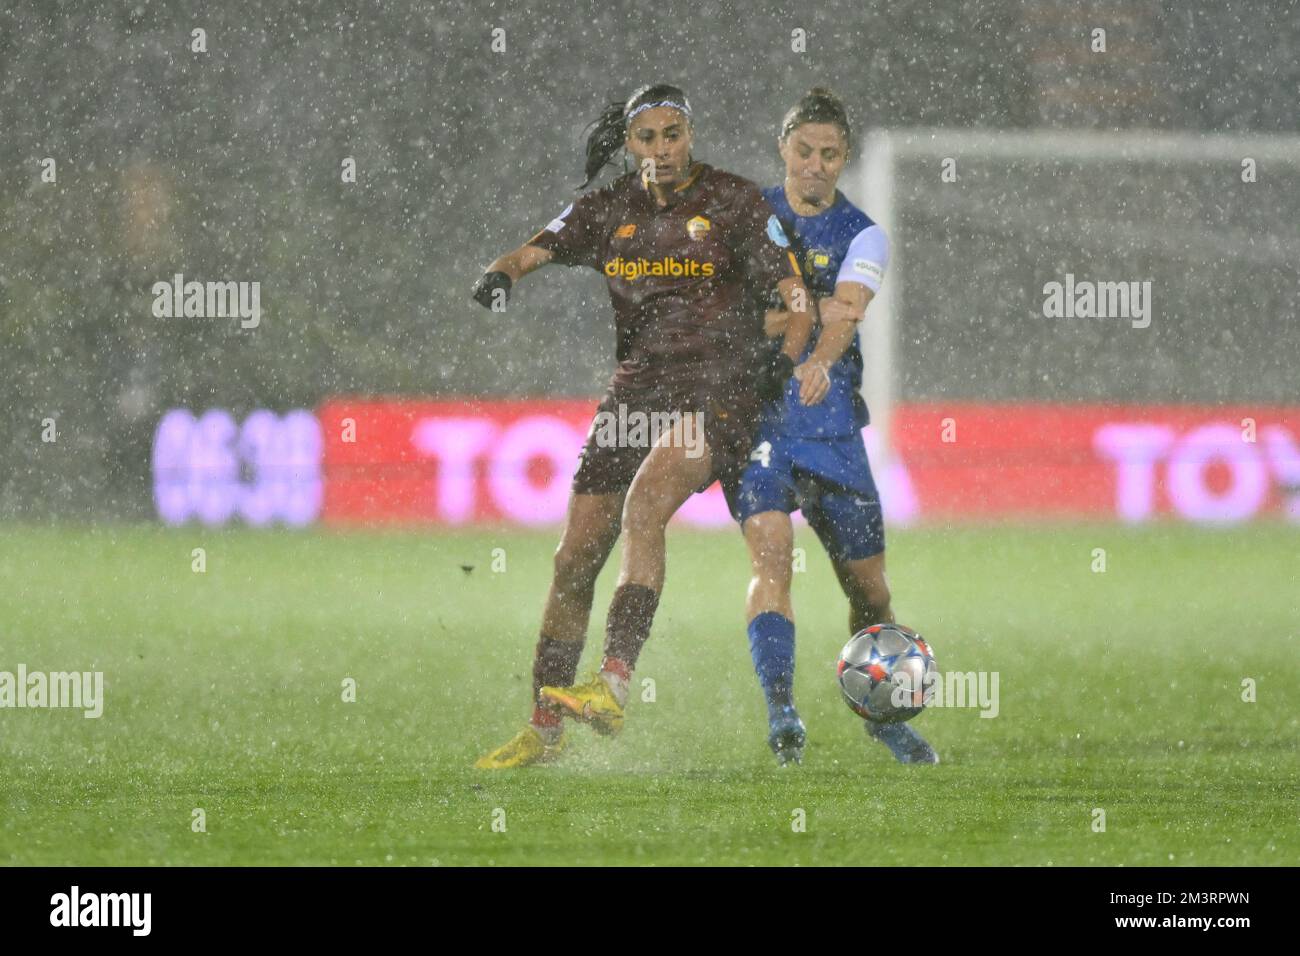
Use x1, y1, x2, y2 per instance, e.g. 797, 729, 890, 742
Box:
527, 163, 800, 392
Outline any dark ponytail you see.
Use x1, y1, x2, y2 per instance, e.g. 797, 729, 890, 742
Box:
580, 83, 693, 189
582, 100, 630, 189
779, 87, 851, 148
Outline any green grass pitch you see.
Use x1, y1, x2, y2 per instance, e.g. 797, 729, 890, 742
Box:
1, 523, 1296, 866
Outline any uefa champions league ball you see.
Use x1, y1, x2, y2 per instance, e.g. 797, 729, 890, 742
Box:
837, 623, 937, 724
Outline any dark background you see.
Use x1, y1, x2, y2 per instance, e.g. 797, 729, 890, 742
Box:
2, 0, 1297, 518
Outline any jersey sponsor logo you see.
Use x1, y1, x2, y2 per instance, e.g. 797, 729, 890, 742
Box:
613, 223, 637, 239
686, 215, 711, 240
853, 258, 885, 282
803, 248, 831, 273
766, 215, 790, 247
545, 202, 574, 233
603, 256, 715, 280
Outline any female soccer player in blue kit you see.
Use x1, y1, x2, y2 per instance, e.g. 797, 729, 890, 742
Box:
724, 89, 939, 766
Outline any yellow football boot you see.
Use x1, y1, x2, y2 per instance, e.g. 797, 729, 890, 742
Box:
539, 673, 625, 736
474, 725, 567, 769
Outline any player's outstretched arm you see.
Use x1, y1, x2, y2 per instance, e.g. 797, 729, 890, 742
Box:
792, 281, 875, 404
470, 244, 553, 310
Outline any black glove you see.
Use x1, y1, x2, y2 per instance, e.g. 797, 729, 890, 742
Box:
471, 270, 512, 310
756, 351, 795, 403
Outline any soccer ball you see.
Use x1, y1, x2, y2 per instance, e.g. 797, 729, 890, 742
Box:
836, 623, 937, 724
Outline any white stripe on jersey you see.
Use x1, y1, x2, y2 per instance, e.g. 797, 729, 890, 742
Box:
545, 202, 574, 233
834, 224, 889, 293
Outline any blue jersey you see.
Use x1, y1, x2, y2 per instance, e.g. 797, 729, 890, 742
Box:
760, 186, 889, 439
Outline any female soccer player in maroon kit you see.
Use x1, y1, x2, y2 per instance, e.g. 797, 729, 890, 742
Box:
472, 84, 826, 767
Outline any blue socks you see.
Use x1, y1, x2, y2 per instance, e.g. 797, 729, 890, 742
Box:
748, 611, 796, 711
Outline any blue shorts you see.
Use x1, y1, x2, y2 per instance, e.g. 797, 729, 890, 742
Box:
722, 431, 885, 562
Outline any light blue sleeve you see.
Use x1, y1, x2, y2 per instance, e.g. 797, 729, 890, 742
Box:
835, 224, 889, 293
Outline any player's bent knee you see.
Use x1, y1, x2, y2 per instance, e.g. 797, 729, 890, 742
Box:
753, 548, 792, 586
552, 539, 605, 591
843, 569, 890, 621
862, 585, 891, 616
621, 482, 678, 536
744, 513, 793, 566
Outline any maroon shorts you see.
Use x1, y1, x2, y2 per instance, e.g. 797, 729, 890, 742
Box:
572, 382, 760, 496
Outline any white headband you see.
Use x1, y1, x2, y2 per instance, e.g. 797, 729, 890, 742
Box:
626, 99, 692, 122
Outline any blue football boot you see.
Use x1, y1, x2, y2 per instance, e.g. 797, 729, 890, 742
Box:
866, 720, 939, 764
768, 704, 807, 766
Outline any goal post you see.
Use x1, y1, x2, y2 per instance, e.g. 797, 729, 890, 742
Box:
855, 127, 1300, 473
